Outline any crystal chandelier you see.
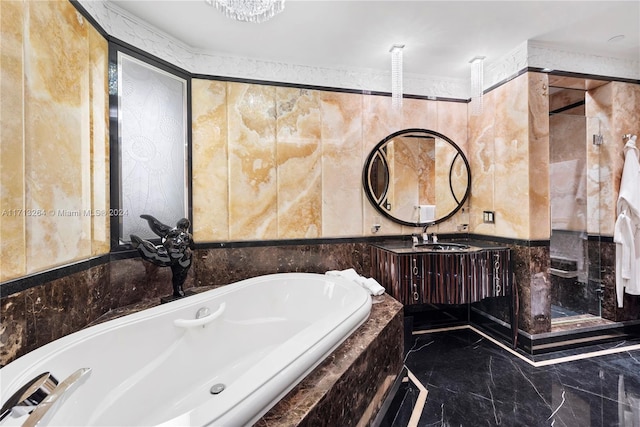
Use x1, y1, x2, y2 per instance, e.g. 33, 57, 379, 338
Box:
469, 56, 486, 115
390, 44, 405, 109
205, 0, 285, 23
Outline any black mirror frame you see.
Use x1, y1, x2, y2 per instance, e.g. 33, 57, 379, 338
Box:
362, 128, 471, 227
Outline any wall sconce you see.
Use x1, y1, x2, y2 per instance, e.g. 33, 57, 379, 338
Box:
390, 44, 405, 109
469, 56, 486, 116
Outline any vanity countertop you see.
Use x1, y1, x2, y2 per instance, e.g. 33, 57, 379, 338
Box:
371, 239, 510, 255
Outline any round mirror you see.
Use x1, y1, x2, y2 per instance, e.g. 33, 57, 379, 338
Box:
363, 128, 471, 227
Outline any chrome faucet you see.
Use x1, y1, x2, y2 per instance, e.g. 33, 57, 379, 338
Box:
1, 368, 91, 426
422, 222, 436, 243
0, 372, 58, 421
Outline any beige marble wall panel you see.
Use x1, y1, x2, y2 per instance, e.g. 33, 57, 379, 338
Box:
528, 73, 550, 240
550, 115, 586, 162
320, 92, 363, 237
437, 101, 468, 151
192, 79, 229, 241
0, 1, 26, 281
402, 98, 439, 131
89, 26, 109, 255
227, 83, 277, 240
468, 90, 496, 235
276, 88, 322, 238
493, 74, 530, 239
586, 83, 614, 236
435, 101, 469, 233
24, 1, 92, 273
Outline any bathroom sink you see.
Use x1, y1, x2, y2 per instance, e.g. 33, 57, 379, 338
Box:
413, 242, 475, 251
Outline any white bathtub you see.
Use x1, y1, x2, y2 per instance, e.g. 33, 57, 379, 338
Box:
0, 273, 372, 426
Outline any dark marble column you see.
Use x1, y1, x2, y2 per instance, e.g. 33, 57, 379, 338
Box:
511, 244, 551, 334
599, 240, 640, 322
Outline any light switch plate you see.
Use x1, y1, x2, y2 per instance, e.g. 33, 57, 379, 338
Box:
483, 211, 495, 223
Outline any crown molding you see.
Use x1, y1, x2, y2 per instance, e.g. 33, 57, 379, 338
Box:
79, 0, 470, 99
484, 42, 529, 90
527, 41, 640, 81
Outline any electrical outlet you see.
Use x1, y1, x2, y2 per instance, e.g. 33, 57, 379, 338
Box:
483, 211, 495, 223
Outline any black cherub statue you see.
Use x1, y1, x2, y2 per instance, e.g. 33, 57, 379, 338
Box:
130, 215, 194, 302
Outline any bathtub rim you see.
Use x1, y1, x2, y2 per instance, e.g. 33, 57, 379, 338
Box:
0, 272, 373, 426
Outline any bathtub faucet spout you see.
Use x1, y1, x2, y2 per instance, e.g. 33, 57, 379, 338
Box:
0, 372, 58, 421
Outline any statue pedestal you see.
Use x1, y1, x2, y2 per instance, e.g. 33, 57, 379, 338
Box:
160, 289, 196, 304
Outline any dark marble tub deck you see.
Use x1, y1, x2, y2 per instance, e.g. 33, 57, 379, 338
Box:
391, 328, 640, 427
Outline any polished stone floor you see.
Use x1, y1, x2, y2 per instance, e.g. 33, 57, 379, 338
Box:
389, 328, 640, 426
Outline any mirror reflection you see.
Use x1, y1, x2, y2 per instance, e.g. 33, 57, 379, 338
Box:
363, 129, 470, 226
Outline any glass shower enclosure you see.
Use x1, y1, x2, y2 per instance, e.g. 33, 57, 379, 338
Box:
549, 106, 603, 327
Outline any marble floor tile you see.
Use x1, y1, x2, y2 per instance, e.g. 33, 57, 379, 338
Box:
396, 328, 640, 426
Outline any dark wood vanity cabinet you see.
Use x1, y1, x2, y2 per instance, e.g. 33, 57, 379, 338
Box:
370, 245, 511, 306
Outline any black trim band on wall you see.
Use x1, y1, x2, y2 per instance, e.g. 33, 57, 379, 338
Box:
0, 254, 110, 299
550, 100, 586, 115
484, 67, 640, 98
191, 73, 468, 103
531, 68, 640, 86
193, 235, 410, 250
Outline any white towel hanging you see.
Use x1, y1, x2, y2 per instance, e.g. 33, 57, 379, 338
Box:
614, 134, 640, 307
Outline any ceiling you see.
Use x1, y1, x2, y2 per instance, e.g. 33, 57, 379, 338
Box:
108, 1, 639, 80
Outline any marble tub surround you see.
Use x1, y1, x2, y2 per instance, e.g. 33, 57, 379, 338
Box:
192, 242, 373, 288
0, 256, 195, 366
0, 263, 110, 366
0, 0, 110, 282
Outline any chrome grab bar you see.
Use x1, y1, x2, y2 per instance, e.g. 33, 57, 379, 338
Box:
22, 368, 92, 427
0, 372, 58, 421
174, 302, 226, 328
